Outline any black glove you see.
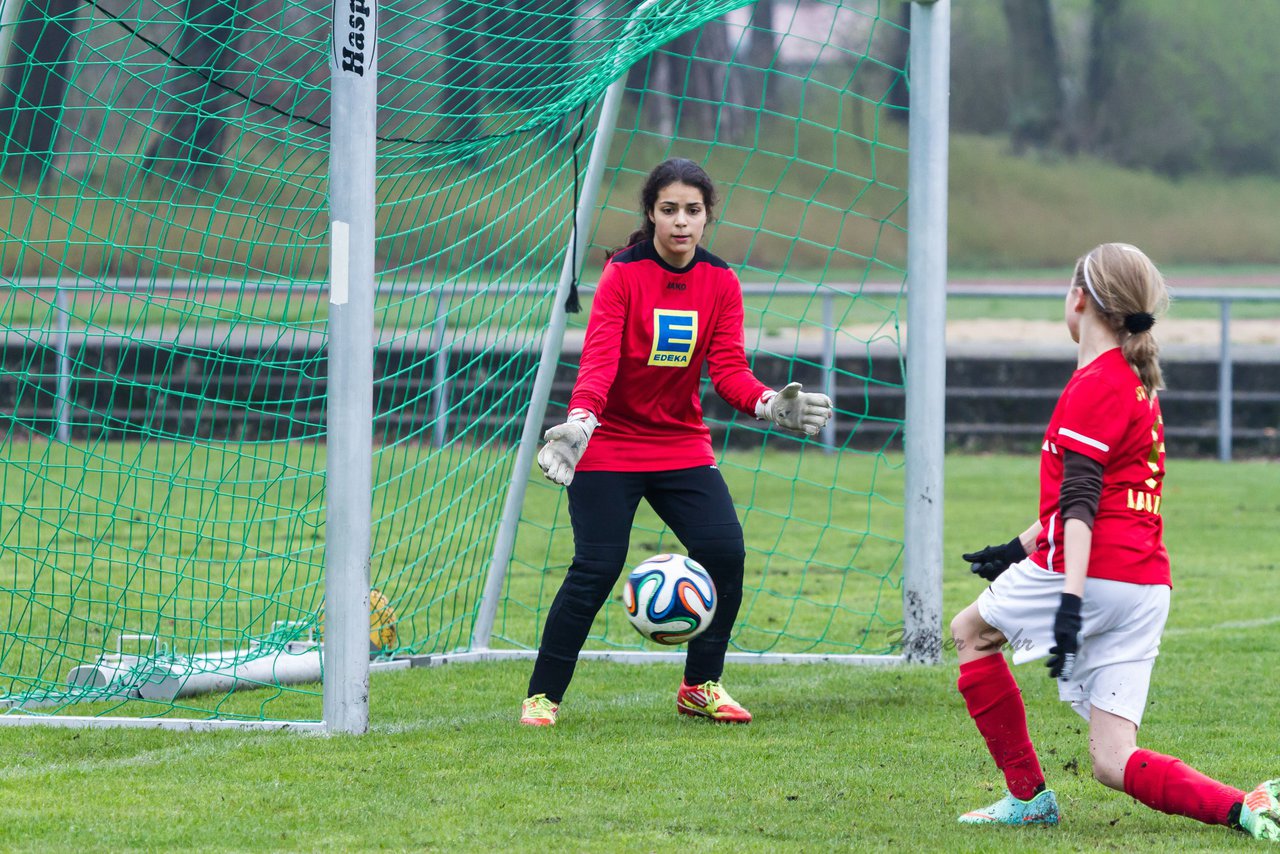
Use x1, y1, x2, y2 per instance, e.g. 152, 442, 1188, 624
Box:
1046, 593, 1083, 680
962, 536, 1026, 582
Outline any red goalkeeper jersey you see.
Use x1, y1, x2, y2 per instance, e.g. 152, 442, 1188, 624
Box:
569, 240, 769, 472
1030, 347, 1171, 586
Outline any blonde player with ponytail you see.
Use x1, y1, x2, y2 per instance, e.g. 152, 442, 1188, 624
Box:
949, 244, 1280, 840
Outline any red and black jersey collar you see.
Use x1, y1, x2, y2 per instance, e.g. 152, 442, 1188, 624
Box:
612, 239, 729, 274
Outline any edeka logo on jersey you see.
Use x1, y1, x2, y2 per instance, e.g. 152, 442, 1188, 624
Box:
648, 309, 698, 367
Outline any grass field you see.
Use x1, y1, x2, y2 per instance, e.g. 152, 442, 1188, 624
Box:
1, 453, 1276, 851
0, 441, 906, 719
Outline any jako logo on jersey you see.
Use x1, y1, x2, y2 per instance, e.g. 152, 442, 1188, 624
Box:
648, 309, 698, 367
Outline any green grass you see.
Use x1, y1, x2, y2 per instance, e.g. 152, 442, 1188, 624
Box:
6, 85, 1280, 298
947, 134, 1280, 270
0, 442, 906, 720
5, 88, 1280, 340
1, 453, 1277, 851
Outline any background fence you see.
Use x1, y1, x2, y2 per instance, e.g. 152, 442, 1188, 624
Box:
4, 277, 1276, 459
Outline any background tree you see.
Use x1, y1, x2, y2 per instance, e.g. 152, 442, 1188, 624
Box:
635, 19, 745, 140
948, 0, 1280, 176
0, 0, 78, 184
743, 0, 778, 113
439, 0, 483, 142
883, 0, 910, 123
501, 0, 574, 109
1083, 0, 1122, 152
141, 0, 241, 186
1000, 0, 1065, 151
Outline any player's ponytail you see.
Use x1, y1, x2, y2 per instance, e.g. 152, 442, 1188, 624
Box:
607, 157, 718, 261
605, 229, 650, 262
1073, 243, 1170, 397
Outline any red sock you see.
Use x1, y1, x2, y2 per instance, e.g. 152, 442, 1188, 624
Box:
1123, 749, 1244, 826
957, 654, 1045, 801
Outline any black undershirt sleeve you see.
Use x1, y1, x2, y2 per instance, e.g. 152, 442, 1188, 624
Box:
1060, 449, 1104, 528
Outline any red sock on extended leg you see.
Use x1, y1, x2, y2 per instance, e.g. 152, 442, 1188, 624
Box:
1123, 749, 1244, 826
958, 654, 1045, 801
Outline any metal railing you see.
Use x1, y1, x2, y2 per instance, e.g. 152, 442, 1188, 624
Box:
942, 283, 1280, 461
7, 276, 1279, 460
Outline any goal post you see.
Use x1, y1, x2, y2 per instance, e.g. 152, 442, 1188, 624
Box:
902, 0, 949, 665
0, 0, 949, 731
324, 0, 378, 734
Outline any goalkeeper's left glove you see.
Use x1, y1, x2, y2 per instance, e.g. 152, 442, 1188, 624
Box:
1046, 592, 1082, 681
536, 409, 597, 487
757, 382, 833, 437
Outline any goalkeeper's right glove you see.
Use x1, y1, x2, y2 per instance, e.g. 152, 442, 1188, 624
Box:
536, 409, 598, 487
962, 536, 1026, 582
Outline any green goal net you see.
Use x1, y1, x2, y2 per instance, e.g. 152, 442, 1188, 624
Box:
0, 0, 912, 724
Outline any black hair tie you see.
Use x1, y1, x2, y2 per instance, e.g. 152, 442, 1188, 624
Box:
1124, 312, 1156, 334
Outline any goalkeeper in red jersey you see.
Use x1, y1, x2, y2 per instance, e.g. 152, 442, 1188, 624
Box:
949, 243, 1279, 840
519, 158, 832, 727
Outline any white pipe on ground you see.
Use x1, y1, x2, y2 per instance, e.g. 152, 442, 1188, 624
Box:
63, 643, 322, 702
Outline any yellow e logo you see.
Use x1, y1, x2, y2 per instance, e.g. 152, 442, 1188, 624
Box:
648, 310, 698, 367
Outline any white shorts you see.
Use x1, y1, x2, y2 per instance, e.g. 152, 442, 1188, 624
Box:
977, 558, 1170, 726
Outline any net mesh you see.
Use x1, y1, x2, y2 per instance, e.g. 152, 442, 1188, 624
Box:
0, 0, 909, 721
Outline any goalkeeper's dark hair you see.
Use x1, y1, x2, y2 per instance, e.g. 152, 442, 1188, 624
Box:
607, 158, 718, 260
1073, 242, 1170, 396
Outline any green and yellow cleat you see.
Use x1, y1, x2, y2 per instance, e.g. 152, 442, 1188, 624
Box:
958, 789, 1060, 825
676, 679, 752, 724
519, 693, 559, 727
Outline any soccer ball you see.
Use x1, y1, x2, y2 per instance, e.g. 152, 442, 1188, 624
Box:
368, 588, 398, 652
315, 587, 398, 653
622, 554, 717, 645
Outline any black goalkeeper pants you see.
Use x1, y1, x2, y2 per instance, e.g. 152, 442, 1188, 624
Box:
527, 466, 746, 703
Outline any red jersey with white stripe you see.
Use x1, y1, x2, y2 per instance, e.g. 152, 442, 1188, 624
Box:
1030, 347, 1171, 586
569, 240, 769, 472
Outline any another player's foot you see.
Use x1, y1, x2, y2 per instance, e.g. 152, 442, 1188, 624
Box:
958, 789, 1060, 825
519, 693, 558, 726
1239, 779, 1280, 841
676, 679, 752, 723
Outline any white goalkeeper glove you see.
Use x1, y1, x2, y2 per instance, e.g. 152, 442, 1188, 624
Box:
537, 408, 598, 486
756, 382, 833, 437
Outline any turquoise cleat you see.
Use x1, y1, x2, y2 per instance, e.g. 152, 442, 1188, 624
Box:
1240, 779, 1280, 842
958, 789, 1060, 825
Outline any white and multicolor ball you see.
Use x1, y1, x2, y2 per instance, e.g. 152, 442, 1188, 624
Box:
622, 554, 716, 645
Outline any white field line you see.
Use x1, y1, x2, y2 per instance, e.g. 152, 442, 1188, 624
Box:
370, 688, 663, 736
1164, 613, 1280, 636
0, 736, 261, 781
